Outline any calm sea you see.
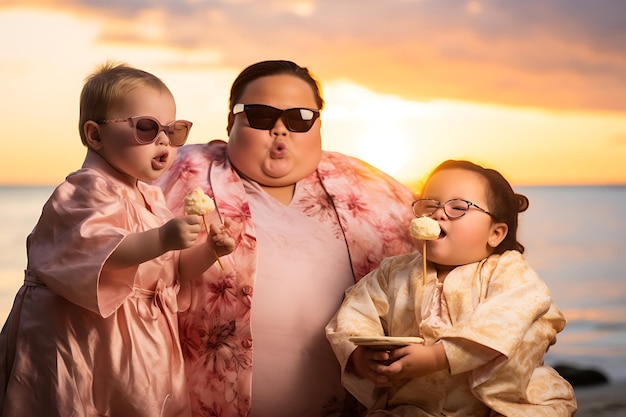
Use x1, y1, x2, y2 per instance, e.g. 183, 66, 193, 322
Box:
1, 185, 625, 381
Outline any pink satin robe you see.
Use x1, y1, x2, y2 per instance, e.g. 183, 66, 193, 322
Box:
0, 169, 191, 417
154, 140, 416, 417
326, 250, 577, 417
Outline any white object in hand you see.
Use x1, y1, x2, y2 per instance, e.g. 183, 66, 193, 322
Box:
183, 187, 224, 270
183, 187, 215, 215
409, 216, 440, 240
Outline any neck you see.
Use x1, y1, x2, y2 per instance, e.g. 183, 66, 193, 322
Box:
261, 183, 295, 205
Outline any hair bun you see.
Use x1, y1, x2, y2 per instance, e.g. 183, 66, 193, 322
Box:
516, 194, 529, 213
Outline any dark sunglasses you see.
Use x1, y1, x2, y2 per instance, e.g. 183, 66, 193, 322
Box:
232, 103, 320, 133
96, 116, 192, 147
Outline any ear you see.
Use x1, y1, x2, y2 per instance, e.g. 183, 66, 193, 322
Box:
84, 120, 104, 150
488, 222, 508, 248
226, 111, 235, 136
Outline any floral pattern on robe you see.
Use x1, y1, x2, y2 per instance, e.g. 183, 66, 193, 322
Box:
326, 250, 577, 417
154, 140, 416, 417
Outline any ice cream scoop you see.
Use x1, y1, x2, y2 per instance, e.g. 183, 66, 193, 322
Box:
183, 187, 215, 216
183, 187, 223, 270
409, 216, 440, 285
409, 216, 441, 240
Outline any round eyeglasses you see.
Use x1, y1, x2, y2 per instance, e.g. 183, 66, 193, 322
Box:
96, 116, 192, 147
412, 198, 494, 219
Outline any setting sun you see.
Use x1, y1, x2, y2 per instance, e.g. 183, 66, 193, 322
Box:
0, 5, 624, 187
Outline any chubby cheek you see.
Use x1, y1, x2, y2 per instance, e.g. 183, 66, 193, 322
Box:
293, 131, 322, 162
165, 147, 178, 170
454, 229, 492, 263
429, 227, 490, 266
229, 129, 269, 158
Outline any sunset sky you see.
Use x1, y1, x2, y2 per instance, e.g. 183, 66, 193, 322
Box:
1, 0, 625, 187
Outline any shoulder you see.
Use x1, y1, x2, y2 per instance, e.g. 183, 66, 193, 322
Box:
483, 251, 550, 293
489, 250, 533, 273
319, 150, 416, 198
37, 169, 125, 228
321, 151, 385, 177
171, 140, 227, 166
60, 168, 121, 203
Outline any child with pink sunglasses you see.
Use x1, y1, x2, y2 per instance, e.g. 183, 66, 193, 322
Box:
0, 62, 234, 417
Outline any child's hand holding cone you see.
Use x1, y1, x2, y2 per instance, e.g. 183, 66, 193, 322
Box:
183, 187, 227, 270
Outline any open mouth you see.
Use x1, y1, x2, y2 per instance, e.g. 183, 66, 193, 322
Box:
155, 151, 168, 163
152, 151, 169, 169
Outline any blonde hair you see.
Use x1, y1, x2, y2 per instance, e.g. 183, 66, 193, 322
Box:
78, 61, 172, 146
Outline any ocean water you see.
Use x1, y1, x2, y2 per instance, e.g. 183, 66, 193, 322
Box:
1, 185, 625, 382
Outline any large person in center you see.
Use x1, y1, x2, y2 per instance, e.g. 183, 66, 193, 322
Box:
154, 60, 417, 417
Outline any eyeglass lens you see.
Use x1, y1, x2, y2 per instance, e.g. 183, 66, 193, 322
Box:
240, 104, 319, 132
412, 199, 470, 218
134, 118, 190, 146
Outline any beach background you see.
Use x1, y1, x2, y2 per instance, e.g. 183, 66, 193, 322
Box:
2, 1, 626, 415
1, 184, 625, 415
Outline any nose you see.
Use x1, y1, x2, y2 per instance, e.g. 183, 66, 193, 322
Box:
156, 130, 170, 146
430, 205, 447, 220
270, 116, 288, 136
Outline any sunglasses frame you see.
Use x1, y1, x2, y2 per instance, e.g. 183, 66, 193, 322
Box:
232, 103, 320, 133
95, 116, 193, 147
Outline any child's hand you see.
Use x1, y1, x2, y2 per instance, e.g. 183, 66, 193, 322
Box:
374, 343, 449, 382
348, 346, 395, 387
207, 217, 235, 258
159, 215, 203, 251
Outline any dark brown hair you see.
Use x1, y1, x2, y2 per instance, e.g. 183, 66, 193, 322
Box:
426, 160, 529, 254
228, 60, 324, 111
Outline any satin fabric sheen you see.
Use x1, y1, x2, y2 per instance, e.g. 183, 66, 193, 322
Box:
326, 250, 577, 417
0, 169, 191, 417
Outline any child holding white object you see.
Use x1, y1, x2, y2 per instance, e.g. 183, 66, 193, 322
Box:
326, 159, 576, 417
0, 62, 234, 417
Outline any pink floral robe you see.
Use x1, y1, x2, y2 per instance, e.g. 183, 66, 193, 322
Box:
326, 250, 577, 417
154, 140, 416, 417
0, 169, 191, 417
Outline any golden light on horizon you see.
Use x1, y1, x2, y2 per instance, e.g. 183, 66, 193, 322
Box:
1, 7, 625, 187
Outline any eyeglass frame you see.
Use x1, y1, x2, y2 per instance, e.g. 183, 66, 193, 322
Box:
411, 198, 494, 219
232, 103, 320, 133
95, 116, 193, 147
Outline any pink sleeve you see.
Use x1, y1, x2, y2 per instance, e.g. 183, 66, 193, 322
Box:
27, 170, 137, 317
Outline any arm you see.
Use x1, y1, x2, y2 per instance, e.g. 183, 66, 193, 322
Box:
103, 214, 203, 271
178, 217, 235, 281
103, 215, 234, 279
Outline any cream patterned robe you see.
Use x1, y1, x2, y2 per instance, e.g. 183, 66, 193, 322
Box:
326, 250, 577, 417
155, 140, 416, 417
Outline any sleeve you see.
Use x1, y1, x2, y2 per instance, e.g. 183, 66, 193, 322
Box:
439, 252, 555, 376
471, 302, 576, 416
325, 254, 416, 407
438, 252, 575, 415
26, 171, 137, 317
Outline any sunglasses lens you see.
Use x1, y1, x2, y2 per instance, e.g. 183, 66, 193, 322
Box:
245, 106, 279, 130
284, 108, 317, 132
134, 118, 160, 143
168, 122, 191, 146
241, 105, 318, 132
